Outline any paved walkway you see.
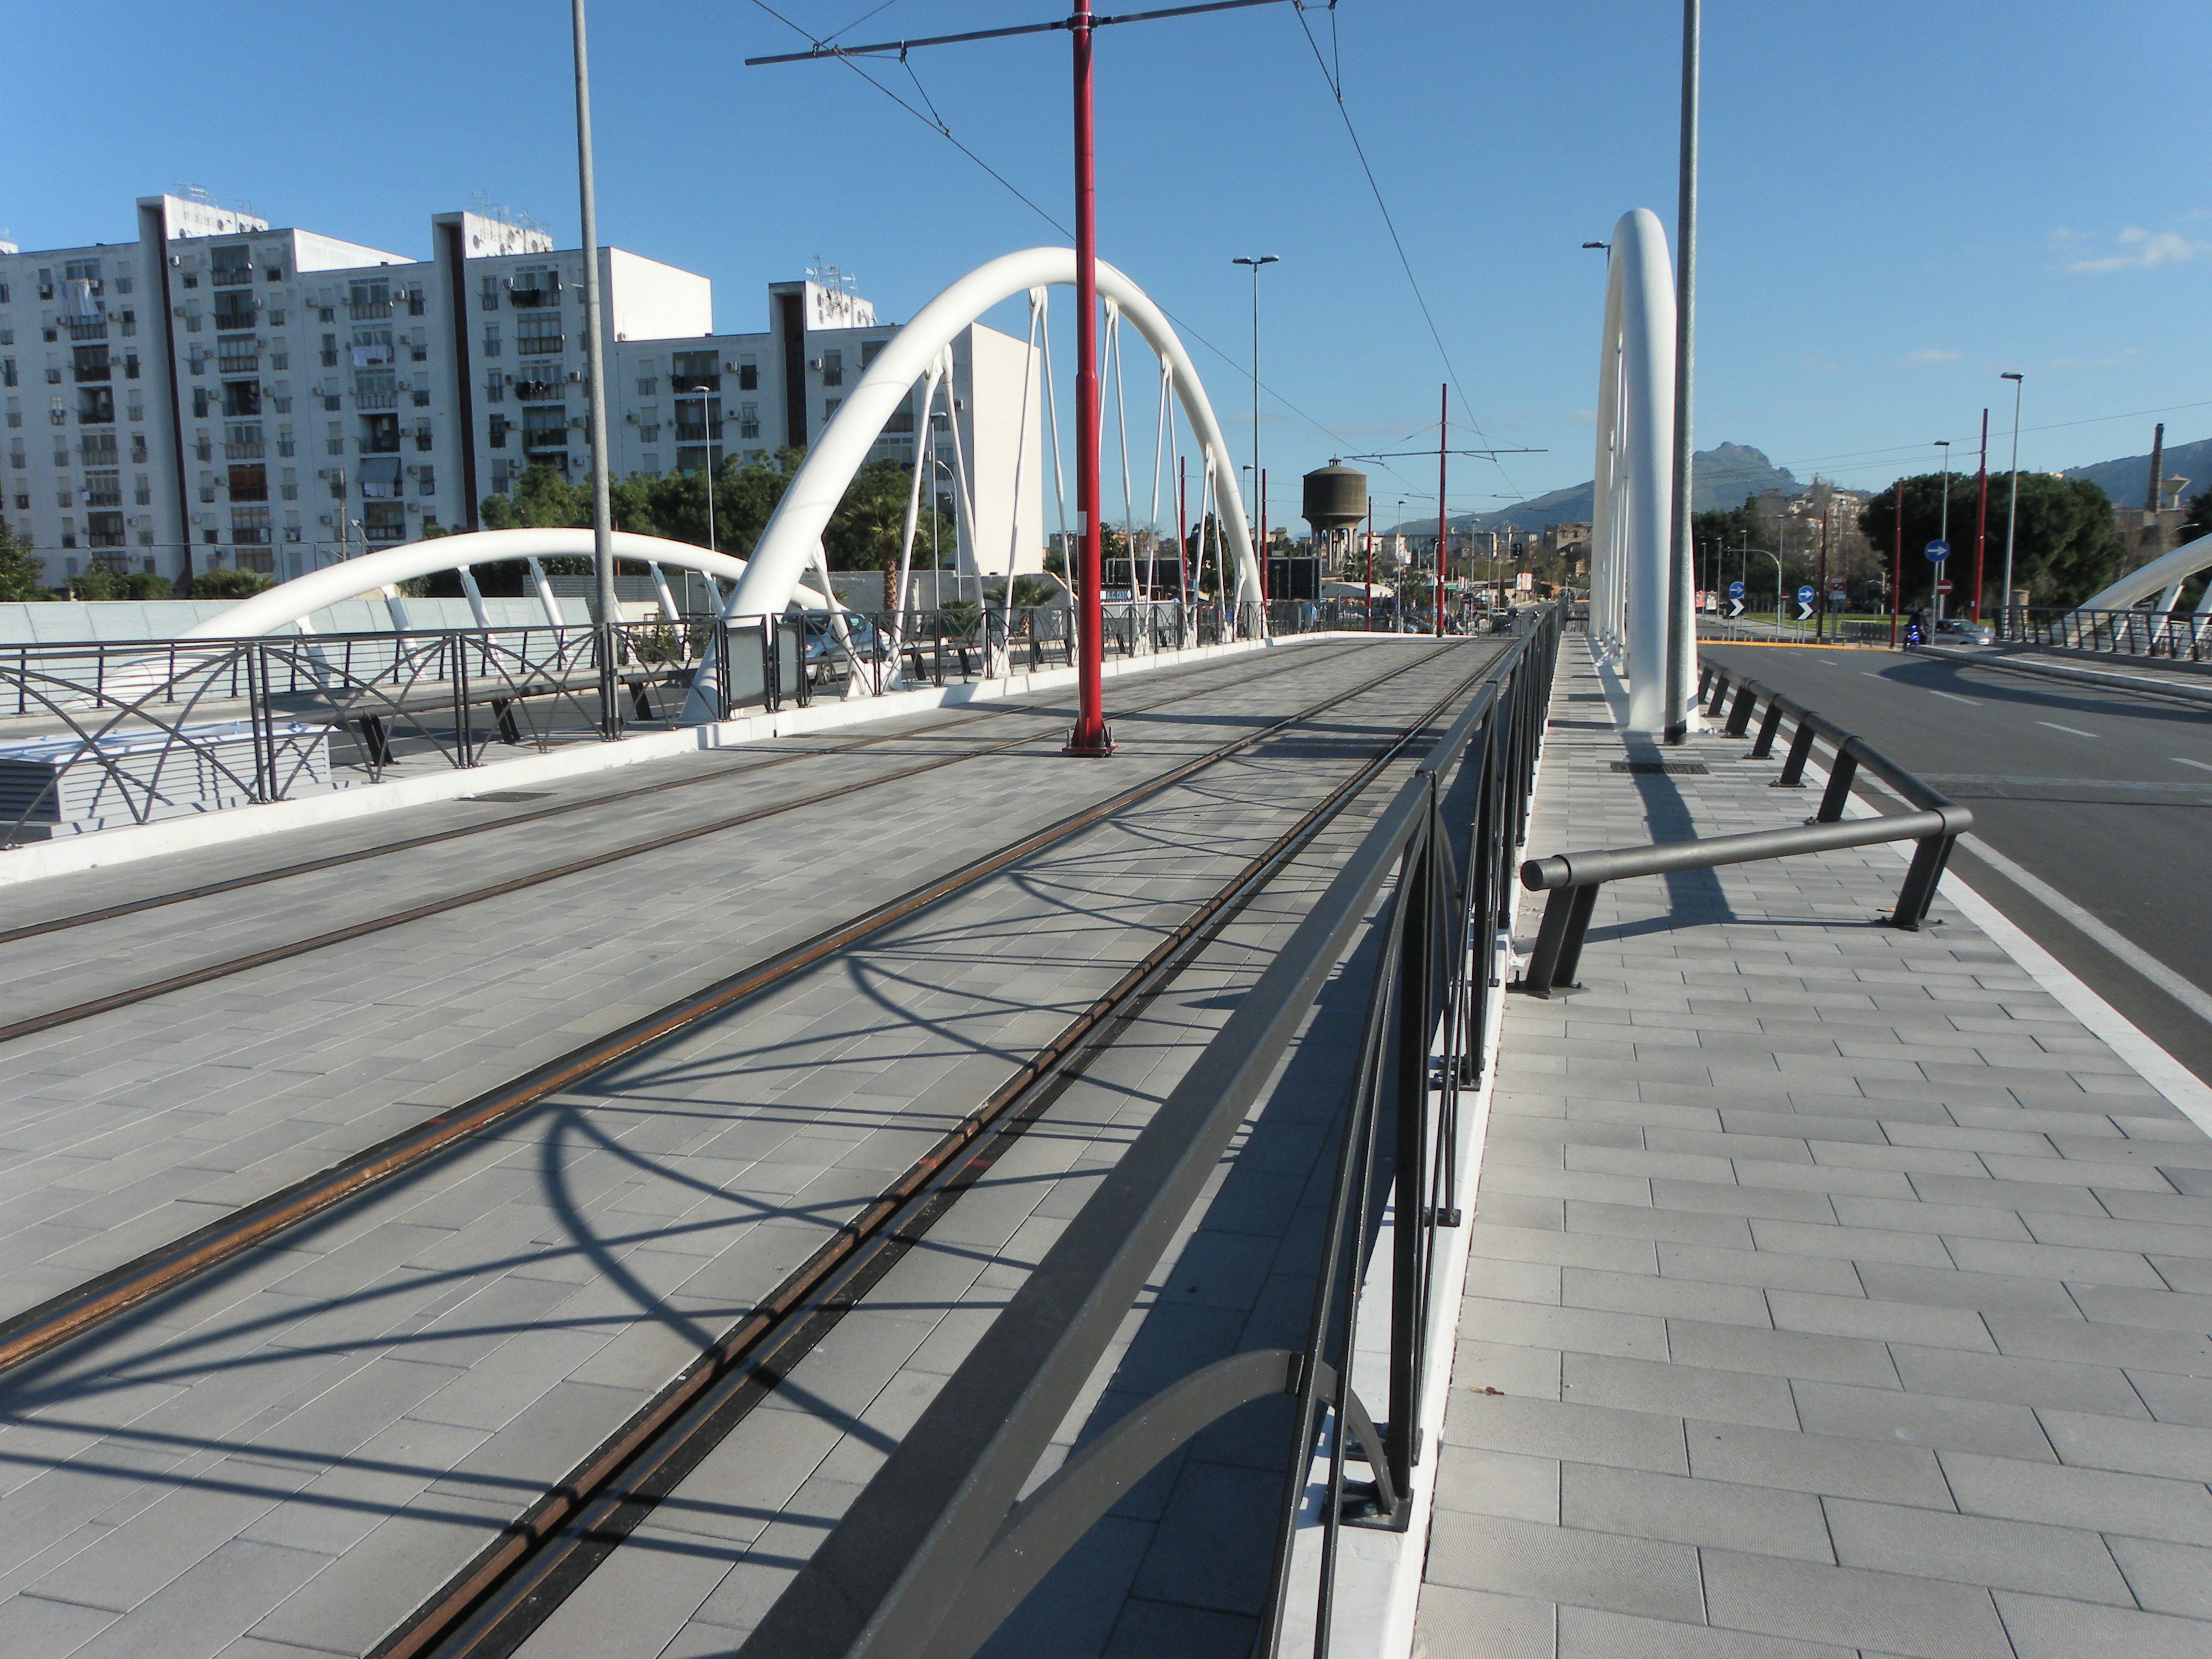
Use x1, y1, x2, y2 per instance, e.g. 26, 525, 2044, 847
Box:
1413, 637, 2212, 1659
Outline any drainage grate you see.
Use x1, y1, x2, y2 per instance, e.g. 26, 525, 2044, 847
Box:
461, 790, 554, 802
1611, 761, 1709, 775
1548, 719, 1616, 729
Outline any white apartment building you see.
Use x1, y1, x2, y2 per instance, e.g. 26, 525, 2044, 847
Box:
0, 194, 1041, 593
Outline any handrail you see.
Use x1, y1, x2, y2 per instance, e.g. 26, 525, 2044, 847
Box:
1511, 660, 1975, 999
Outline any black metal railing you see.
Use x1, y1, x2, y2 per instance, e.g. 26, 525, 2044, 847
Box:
703, 609, 1563, 1659
1990, 605, 2212, 662
1501, 657, 1983, 1003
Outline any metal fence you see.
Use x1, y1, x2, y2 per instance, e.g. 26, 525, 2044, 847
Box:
703, 608, 1563, 1659
1994, 606, 2212, 662
0, 600, 1410, 847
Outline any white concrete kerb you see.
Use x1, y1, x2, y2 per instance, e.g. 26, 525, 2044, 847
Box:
0, 632, 1389, 890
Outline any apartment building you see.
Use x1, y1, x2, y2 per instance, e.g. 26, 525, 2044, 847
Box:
0, 194, 1041, 591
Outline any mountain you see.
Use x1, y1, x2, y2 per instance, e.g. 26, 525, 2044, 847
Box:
2063, 436, 2212, 508
1390, 444, 1800, 534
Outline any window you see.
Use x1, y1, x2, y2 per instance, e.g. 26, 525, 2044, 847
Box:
737, 357, 759, 390
739, 401, 760, 440
192, 387, 211, 418
124, 353, 140, 380
674, 396, 719, 442
270, 349, 288, 371
409, 334, 428, 363
135, 473, 152, 505
484, 373, 505, 405
883, 406, 914, 434
263, 263, 282, 284
820, 350, 843, 388
520, 406, 567, 448
639, 421, 660, 444
266, 307, 285, 327
327, 421, 344, 456
272, 393, 291, 415
407, 286, 427, 317
213, 292, 255, 331
860, 339, 886, 368
73, 345, 110, 383
482, 275, 500, 312
488, 415, 508, 448
277, 426, 295, 457
641, 453, 659, 473
118, 311, 135, 338
77, 387, 113, 425
184, 309, 202, 333
347, 278, 392, 312
195, 434, 213, 462
824, 397, 841, 420
1, 360, 13, 389
131, 433, 147, 462
364, 500, 406, 541
515, 314, 562, 355
320, 333, 338, 368
211, 245, 252, 286
483, 325, 502, 358
188, 348, 207, 377
417, 466, 436, 496
228, 464, 268, 502
361, 414, 400, 453
223, 380, 262, 418
671, 349, 719, 390
636, 376, 657, 396
509, 268, 561, 307
414, 420, 433, 452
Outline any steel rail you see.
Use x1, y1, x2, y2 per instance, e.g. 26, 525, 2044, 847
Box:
375, 640, 1496, 1659
0, 641, 1369, 947
0, 642, 1476, 1381
0, 644, 1380, 1040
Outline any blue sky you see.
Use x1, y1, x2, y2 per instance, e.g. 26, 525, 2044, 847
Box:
12, 1, 2208, 524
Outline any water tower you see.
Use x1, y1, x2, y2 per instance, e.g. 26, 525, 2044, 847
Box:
1302, 461, 1367, 597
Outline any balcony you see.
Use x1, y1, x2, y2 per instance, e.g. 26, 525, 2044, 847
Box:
508, 282, 561, 308
88, 531, 128, 550
348, 300, 393, 320
65, 317, 108, 342
218, 353, 260, 375
512, 379, 561, 401
226, 441, 265, 460
522, 427, 570, 450
212, 265, 253, 288
354, 391, 399, 411
73, 364, 112, 385
515, 333, 564, 357
363, 436, 402, 455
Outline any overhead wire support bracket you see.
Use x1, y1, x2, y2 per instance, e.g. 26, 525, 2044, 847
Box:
745, 0, 1286, 65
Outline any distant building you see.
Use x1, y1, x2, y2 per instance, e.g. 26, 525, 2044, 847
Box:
0, 195, 1040, 591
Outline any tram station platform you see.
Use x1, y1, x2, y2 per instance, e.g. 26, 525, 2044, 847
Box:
1412, 638, 2212, 1658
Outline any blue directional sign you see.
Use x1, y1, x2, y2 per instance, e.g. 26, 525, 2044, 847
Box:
1796, 586, 1815, 603
1924, 539, 1950, 562
1727, 580, 1745, 599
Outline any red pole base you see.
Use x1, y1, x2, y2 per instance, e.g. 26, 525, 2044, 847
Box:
1062, 723, 1117, 757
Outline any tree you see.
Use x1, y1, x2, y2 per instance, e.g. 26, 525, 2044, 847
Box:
0, 519, 51, 601
66, 564, 121, 601
185, 567, 275, 600
2184, 486, 2212, 547
1859, 472, 2122, 612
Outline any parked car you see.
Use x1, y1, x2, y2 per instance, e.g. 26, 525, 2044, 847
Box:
1933, 618, 1995, 646
800, 611, 891, 683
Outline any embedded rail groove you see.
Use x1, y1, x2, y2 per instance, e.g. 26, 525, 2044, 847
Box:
0, 641, 1473, 1381
0, 640, 1369, 948
375, 646, 1502, 1659
0, 644, 1379, 1039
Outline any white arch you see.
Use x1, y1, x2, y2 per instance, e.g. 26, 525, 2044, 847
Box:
180, 528, 830, 638
1585, 210, 1677, 734
2073, 532, 2212, 614
727, 247, 1258, 620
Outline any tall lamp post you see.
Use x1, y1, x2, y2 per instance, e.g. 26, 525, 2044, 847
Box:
1232, 254, 1277, 611
2000, 372, 2024, 635
690, 385, 718, 563
1933, 439, 1952, 625
570, 0, 618, 737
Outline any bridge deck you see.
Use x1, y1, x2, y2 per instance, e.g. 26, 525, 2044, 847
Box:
1416, 637, 2212, 1658
0, 636, 1477, 1659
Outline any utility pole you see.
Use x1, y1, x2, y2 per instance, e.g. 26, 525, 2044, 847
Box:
1435, 383, 1449, 636
1934, 440, 1952, 625
2000, 372, 2024, 633
1972, 407, 1989, 623
1664, 0, 1700, 741
752, 0, 1282, 759
1889, 479, 1903, 647
1233, 254, 1276, 611
571, 0, 619, 738
1814, 508, 1830, 643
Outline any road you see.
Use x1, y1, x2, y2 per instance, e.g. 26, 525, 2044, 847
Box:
1703, 642, 2212, 1087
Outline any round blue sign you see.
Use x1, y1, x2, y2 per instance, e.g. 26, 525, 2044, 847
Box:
1924, 539, 1951, 562
1727, 581, 1745, 599
1796, 586, 1815, 603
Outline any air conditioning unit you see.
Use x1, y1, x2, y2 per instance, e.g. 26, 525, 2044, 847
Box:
807, 358, 823, 371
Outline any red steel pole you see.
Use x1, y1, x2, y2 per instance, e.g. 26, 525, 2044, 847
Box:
1176, 453, 1189, 603
1435, 383, 1448, 636
1890, 479, 1902, 647
1065, 0, 1112, 753
1259, 466, 1267, 608
1364, 497, 1375, 632
1971, 406, 1990, 623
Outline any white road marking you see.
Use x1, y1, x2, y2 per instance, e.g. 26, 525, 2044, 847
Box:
1927, 688, 1980, 706
2037, 721, 2097, 738
2176, 758, 2212, 774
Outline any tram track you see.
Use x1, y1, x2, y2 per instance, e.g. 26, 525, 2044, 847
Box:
365, 639, 1517, 1659
0, 641, 1379, 1041
0, 638, 1368, 949
0, 639, 1474, 1383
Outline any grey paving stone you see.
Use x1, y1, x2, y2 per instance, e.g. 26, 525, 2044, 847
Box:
1992, 1589, 2212, 1659
1558, 1463, 1832, 1562
1822, 1497, 2133, 1603
1422, 1511, 1703, 1624
1937, 1448, 2212, 1542
1412, 1585, 1556, 1659
2035, 1406, 2212, 1480
1698, 1549, 2013, 1659
1685, 1419, 1953, 1507
1788, 1379, 2054, 1460
1441, 1392, 1689, 1476
1559, 1352, 1798, 1431
1553, 1604, 1854, 1659
2105, 1535, 2212, 1619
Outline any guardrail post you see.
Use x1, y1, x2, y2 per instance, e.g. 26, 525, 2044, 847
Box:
1774, 716, 1816, 787
1725, 685, 1757, 737
1892, 828, 1957, 929
1386, 805, 1436, 1501
1817, 740, 1860, 823
1517, 880, 1599, 998
1749, 697, 1786, 759
1704, 670, 1730, 717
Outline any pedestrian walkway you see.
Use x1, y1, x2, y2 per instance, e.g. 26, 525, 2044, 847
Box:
1413, 637, 2212, 1658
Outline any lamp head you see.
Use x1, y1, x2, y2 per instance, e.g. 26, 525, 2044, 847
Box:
2000, 372, 2023, 382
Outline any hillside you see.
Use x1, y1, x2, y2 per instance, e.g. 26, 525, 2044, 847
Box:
2063, 435, 2212, 508
1392, 443, 1799, 534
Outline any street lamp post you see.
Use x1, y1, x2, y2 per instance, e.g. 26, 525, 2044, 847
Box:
1934, 439, 1952, 625
690, 385, 717, 565
2000, 372, 2024, 637
1232, 254, 1276, 613
570, 0, 619, 737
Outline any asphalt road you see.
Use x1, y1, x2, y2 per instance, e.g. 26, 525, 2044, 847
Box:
1703, 642, 2212, 1088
